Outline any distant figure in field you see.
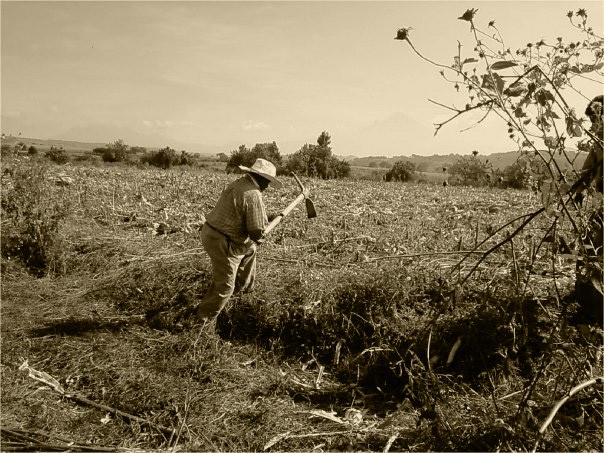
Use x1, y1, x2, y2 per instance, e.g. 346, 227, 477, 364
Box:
442, 180, 448, 187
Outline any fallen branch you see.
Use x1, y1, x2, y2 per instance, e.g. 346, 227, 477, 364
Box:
18, 360, 177, 438
0, 427, 116, 452
531, 376, 604, 453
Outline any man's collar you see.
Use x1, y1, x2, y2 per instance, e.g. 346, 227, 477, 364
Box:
247, 173, 260, 189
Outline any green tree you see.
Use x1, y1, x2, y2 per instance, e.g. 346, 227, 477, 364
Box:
45, 146, 69, 164
385, 160, 417, 182
285, 132, 350, 179
225, 142, 283, 173
140, 146, 179, 169
448, 155, 492, 186
102, 139, 129, 162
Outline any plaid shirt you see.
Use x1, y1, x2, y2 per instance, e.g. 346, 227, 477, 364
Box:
205, 174, 268, 245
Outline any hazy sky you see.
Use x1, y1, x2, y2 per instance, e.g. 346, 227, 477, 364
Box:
1, 1, 602, 156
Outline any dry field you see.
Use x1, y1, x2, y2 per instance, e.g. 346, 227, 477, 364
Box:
1, 156, 602, 452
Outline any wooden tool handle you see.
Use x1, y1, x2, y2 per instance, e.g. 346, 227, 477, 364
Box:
264, 193, 305, 236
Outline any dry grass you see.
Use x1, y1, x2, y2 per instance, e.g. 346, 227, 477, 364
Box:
1, 156, 602, 451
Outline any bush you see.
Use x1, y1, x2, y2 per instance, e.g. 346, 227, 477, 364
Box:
1, 162, 71, 276
1, 143, 15, 157
140, 146, 180, 169
44, 147, 69, 164
179, 150, 196, 166
385, 160, 416, 182
226, 142, 283, 173
503, 153, 549, 189
448, 155, 492, 186
101, 139, 129, 163
27, 145, 38, 155
285, 132, 350, 179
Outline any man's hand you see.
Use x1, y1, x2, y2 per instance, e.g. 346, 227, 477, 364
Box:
249, 229, 264, 244
267, 212, 282, 222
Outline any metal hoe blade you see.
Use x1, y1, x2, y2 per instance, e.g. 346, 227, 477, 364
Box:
291, 172, 317, 219
305, 198, 317, 219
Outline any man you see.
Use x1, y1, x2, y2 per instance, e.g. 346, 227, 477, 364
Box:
197, 158, 282, 323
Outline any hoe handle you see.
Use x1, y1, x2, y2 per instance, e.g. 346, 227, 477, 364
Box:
264, 193, 305, 236
292, 172, 305, 192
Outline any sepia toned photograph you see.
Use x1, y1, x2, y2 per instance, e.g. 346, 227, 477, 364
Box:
1, 1, 602, 451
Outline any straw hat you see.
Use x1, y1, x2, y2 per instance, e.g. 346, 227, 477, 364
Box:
239, 158, 282, 188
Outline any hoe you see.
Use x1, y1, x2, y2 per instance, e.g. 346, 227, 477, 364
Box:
264, 172, 317, 236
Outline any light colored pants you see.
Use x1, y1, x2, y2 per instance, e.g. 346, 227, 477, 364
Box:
197, 224, 257, 320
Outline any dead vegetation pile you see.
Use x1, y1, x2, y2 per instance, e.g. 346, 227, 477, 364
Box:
1, 160, 602, 452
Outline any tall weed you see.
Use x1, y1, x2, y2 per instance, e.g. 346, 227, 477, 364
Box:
1, 161, 71, 276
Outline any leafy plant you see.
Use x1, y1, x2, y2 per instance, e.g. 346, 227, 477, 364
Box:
1, 161, 71, 276
396, 8, 603, 304
395, 8, 603, 450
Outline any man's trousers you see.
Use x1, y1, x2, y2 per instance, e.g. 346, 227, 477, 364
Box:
196, 224, 257, 320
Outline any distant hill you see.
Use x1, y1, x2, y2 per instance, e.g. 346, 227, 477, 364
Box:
347, 150, 587, 173
0, 135, 218, 158
1, 135, 106, 154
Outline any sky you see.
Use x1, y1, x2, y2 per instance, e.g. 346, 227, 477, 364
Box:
1, 0, 603, 157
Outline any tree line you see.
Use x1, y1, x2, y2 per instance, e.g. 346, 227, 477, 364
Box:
5, 134, 556, 189
225, 131, 351, 179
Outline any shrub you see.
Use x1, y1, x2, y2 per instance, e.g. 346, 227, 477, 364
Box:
448, 155, 492, 186
101, 139, 129, 162
226, 142, 283, 173
1, 143, 14, 157
44, 147, 69, 164
385, 160, 416, 182
1, 162, 71, 276
140, 146, 180, 169
285, 132, 350, 179
503, 152, 549, 189
179, 150, 195, 166
27, 145, 38, 155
